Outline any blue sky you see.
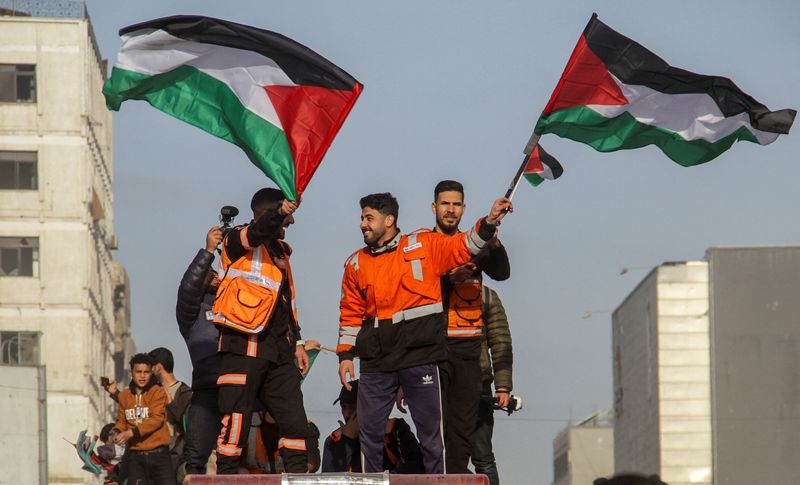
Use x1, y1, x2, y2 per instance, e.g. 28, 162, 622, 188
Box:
86, 1, 799, 482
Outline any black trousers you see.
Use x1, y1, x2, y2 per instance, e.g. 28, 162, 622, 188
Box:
216, 352, 309, 474
472, 384, 500, 485
124, 447, 174, 485
440, 352, 482, 473
183, 388, 222, 474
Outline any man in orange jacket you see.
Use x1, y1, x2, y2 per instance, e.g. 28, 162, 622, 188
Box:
211, 188, 311, 475
337, 192, 512, 473
431, 180, 510, 474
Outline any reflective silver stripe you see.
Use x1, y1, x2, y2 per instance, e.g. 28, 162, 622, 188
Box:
348, 252, 360, 270
218, 445, 242, 456
209, 312, 266, 333
411, 259, 423, 281
448, 328, 483, 337
338, 334, 357, 346
224, 268, 281, 290
339, 325, 360, 337
465, 227, 487, 255
392, 302, 444, 324
406, 234, 424, 281
251, 245, 262, 274
205, 310, 214, 321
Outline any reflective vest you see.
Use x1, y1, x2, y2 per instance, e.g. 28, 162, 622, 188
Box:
211, 239, 297, 334
338, 223, 488, 357
446, 276, 484, 338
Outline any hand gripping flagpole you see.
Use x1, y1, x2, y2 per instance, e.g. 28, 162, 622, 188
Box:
504, 131, 541, 200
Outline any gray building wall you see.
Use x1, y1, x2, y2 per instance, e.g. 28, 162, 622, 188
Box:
708, 246, 800, 485
613, 268, 661, 476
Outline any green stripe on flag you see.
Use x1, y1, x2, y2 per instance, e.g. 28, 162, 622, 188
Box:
535, 106, 760, 167
298, 349, 320, 384
103, 66, 298, 199
523, 172, 545, 187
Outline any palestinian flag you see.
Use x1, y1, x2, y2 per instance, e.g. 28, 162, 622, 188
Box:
102, 16, 362, 200
298, 348, 320, 384
534, 14, 796, 166
523, 144, 563, 187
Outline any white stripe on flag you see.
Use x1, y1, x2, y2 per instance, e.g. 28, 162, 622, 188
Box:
116, 29, 298, 129
585, 75, 779, 145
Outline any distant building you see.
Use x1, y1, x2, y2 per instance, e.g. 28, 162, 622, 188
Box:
552, 410, 614, 485
0, 2, 134, 484
613, 247, 800, 485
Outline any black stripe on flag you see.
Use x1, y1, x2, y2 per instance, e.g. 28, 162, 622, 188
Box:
119, 15, 359, 91
583, 13, 795, 134
537, 145, 564, 180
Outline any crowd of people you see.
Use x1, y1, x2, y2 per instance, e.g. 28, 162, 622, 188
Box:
88, 180, 520, 484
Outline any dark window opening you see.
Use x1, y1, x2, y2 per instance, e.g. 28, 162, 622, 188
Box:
0, 64, 36, 102
0, 237, 39, 276
1, 331, 40, 366
0, 151, 37, 189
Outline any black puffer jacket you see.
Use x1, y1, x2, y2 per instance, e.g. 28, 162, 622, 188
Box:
176, 249, 220, 390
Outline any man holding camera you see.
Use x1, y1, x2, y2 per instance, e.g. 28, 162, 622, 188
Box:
176, 226, 224, 475
210, 188, 311, 474
429, 180, 510, 474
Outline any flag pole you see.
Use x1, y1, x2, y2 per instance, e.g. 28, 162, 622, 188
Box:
504, 132, 541, 200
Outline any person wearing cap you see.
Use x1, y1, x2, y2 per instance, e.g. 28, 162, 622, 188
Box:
210, 188, 311, 474
322, 380, 424, 473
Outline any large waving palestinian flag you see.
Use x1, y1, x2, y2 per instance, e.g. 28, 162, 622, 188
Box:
534, 14, 795, 166
103, 16, 362, 200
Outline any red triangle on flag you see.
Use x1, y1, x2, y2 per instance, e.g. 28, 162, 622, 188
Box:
523, 146, 545, 173
542, 34, 628, 116
265, 84, 362, 196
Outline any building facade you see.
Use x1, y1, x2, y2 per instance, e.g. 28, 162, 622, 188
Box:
613, 248, 800, 485
552, 410, 614, 485
0, 3, 134, 484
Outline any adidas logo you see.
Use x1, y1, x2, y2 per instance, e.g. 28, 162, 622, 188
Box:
422, 375, 433, 385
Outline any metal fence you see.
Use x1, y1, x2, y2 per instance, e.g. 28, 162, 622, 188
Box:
0, 0, 85, 19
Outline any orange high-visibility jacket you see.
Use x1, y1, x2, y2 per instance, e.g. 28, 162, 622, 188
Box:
337, 218, 493, 372
446, 276, 484, 339
211, 235, 298, 335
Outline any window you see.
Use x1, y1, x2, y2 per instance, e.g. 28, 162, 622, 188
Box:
0, 331, 40, 366
0, 237, 39, 276
0, 151, 37, 189
553, 450, 569, 482
0, 64, 36, 102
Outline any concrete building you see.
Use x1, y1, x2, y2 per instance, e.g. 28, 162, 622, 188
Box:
552, 410, 614, 485
0, 2, 134, 484
613, 247, 800, 485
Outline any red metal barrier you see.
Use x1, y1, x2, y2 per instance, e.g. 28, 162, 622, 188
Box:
185, 474, 489, 484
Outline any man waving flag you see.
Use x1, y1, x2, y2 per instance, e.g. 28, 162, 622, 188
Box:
103, 16, 362, 200
534, 13, 795, 167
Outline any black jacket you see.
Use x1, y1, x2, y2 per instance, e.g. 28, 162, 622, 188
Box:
176, 249, 220, 390
321, 418, 423, 473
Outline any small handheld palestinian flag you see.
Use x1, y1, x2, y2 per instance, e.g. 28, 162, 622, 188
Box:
523, 144, 563, 187
103, 16, 363, 200
534, 14, 795, 166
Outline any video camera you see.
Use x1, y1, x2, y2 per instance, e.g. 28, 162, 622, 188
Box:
490, 394, 523, 416
219, 205, 239, 236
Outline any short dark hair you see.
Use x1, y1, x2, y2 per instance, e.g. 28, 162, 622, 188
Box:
251, 188, 285, 212
434, 180, 464, 201
100, 423, 116, 442
148, 347, 174, 373
129, 353, 154, 369
359, 193, 399, 220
